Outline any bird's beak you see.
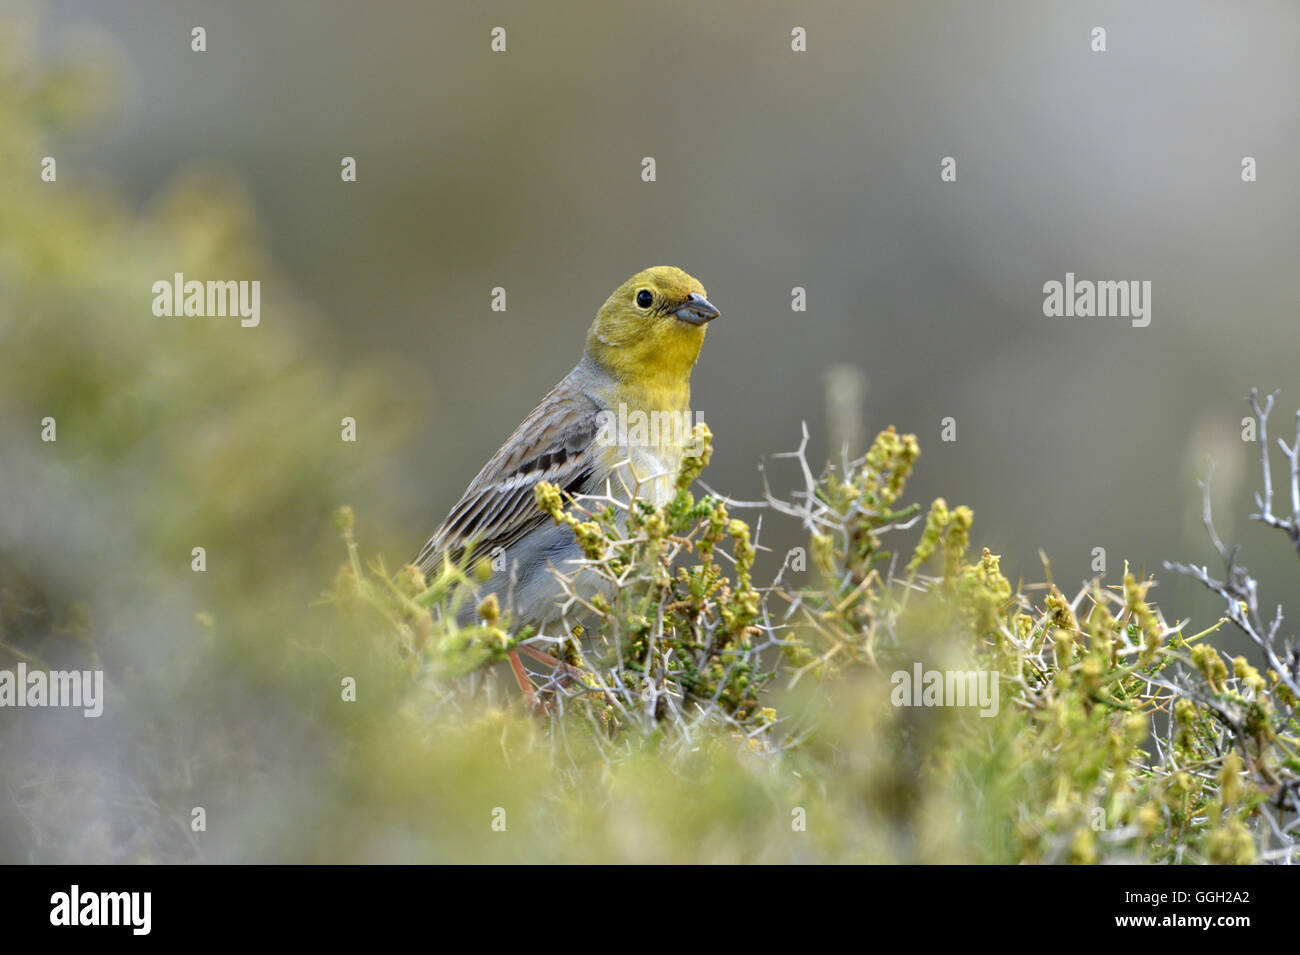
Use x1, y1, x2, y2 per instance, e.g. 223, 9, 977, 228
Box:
674, 292, 720, 326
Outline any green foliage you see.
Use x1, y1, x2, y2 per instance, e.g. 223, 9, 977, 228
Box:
0, 16, 401, 863
335, 423, 1297, 863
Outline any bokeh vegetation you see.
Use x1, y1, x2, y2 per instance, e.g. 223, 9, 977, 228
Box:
334, 414, 1297, 864
3, 17, 1296, 864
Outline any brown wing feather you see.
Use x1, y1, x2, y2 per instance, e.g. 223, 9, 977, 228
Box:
413, 378, 601, 576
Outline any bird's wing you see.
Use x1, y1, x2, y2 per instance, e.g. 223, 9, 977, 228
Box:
412, 378, 602, 577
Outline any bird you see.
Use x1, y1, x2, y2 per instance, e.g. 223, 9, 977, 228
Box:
411, 265, 719, 702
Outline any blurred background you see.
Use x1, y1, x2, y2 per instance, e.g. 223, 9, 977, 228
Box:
32, 0, 1300, 606
2, 0, 1298, 861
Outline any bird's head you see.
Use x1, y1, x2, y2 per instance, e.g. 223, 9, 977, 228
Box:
585, 266, 719, 385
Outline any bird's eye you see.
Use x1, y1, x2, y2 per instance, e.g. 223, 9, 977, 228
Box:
635, 289, 654, 309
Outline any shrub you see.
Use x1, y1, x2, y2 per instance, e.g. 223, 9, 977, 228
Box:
334, 409, 1299, 863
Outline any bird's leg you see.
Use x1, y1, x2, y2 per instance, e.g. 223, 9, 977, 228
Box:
518, 642, 618, 708
516, 643, 584, 682
507, 650, 540, 709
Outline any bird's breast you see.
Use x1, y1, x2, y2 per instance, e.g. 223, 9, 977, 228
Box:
593, 405, 693, 507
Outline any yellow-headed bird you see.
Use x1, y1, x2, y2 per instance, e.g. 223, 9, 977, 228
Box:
412, 266, 718, 697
